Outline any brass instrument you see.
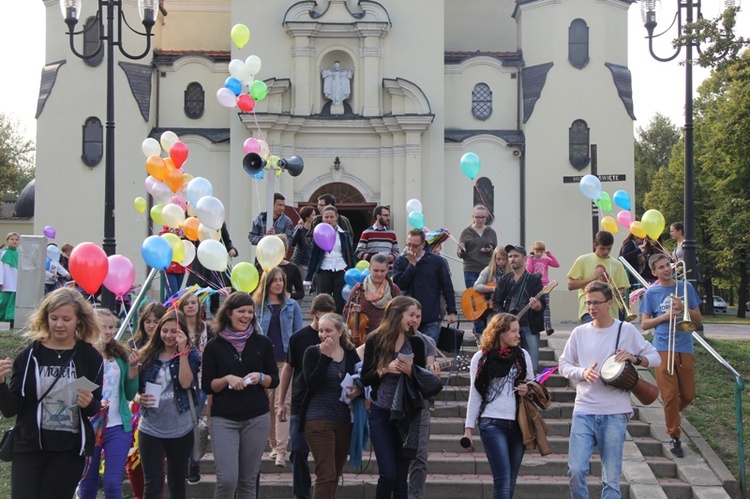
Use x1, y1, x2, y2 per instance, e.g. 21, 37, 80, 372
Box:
600, 266, 637, 322
667, 260, 698, 374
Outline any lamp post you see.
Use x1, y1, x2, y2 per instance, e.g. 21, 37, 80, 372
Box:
640, 0, 737, 290
61, 0, 155, 310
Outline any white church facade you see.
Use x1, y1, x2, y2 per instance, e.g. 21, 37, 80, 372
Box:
34, 0, 637, 320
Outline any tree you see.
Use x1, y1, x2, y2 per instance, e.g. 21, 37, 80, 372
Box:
0, 113, 35, 201
634, 114, 680, 216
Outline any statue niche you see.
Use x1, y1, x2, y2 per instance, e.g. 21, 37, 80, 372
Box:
321, 61, 353, 115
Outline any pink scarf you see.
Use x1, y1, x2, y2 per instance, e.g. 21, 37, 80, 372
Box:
220, 326, 254, 355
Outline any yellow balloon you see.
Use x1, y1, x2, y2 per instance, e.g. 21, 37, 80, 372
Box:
231, 262, 260, 293
231, 24, 250, 49
641, 209, 666, 239
134, 197, 147, 214
256, 235, 285, 271
630, 220, 647, 239
355, 260, 370, 271
161, 232, 184, 263
150, 204, 165, 226
601, 216, 619, 234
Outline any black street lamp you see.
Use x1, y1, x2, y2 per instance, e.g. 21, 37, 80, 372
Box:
641, 0, 738, 290
61, 0, 156, 310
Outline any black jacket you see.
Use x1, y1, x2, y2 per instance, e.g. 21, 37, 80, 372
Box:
360, 335, 426, 401
299, 346, 361, 429
390, 374, 424, 459
201, 333, 279, 421
392, 251, 457, 324
492, 271, 546, 334
0, 340, 103, 456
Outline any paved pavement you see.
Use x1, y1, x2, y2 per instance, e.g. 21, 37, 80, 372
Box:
553, 320, 750, 341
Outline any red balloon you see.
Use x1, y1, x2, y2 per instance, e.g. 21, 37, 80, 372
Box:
169, 141, 189, 169
69, 243, 109, 295
237, 94, 255, 113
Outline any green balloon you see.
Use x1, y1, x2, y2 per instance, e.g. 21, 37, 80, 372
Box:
250, 81, 268, 101
595, 191, 612, 212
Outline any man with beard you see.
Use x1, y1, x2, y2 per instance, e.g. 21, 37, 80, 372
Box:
355, 206, 400, 272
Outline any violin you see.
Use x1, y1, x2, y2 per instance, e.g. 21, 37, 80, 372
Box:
347, 285, 369, 347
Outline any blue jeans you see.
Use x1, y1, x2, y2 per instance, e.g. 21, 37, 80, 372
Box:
78, 425, 134, 499
369, 405, 409, 499
420, 321, 440, 345
568, 413, 628, 499
164, 272, 184, 296
479, 418, 525, 499
463, 272, 485, 337
290, 414, 311, 499
519, 325, 539, 374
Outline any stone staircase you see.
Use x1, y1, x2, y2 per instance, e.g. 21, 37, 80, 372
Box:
124, 293, 739, 498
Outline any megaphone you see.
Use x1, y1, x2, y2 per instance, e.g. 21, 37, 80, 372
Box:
278, 155, 304, 177
243, 153, 266, 176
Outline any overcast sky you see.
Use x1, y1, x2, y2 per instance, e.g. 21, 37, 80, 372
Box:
2, 1, 747, 142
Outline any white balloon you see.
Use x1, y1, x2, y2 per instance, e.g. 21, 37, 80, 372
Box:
160, 131, 179, 153
144, 175, 159, 196
198, 223, 220, 242
47, 244, 61, 263
142, 138, 161, 158
161, 203, 186, 229
216, 88, 237, 108
187, 203, 197, 217
186, 177, 213, 206
179, 240, 196, 267
228, 59, 247, 82
406, 198, 423, 213
196, 196, 225, 230
151, 181, 173, 205
197, 239, 228, 271
245, 55, 262, 77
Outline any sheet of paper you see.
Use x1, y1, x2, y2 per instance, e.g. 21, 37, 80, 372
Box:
339, 373, 356, 404
66, 376, 100, 393
145, 382, 161, 408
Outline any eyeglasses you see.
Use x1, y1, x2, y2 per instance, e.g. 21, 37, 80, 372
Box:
473, 216, 487, 220
405, 242, 423, 248
584, 300, 609, 308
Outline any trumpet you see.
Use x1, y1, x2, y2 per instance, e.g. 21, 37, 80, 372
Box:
666, 260, 698, 374
600, 266, 637, 322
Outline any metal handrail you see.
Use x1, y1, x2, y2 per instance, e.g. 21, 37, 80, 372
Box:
115, 268, 159, 342
619, 256, 746, 497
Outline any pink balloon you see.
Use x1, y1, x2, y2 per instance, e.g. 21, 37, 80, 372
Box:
103, 255, 136, 296
313, 223, 336, 253
171, 194, 187, 211
243, 138, 260, 155
616, 210, 633, 229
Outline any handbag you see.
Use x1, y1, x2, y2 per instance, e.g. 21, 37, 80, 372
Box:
412, 365, 443, 399
0, 348, 78, 462
186, 388, 208, 462
437, 322, 463, 353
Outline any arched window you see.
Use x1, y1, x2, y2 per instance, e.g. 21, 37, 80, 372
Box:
81, 117, 103, 167
184, 82, 205, 119
473, 177, 495, 225
472, 83, 492, 121
569, 119, 590, 170
83, 16, 103, 67
568, 19, 590, 69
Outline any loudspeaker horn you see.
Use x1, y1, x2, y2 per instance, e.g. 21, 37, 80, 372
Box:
278, 155, 304, 177
243, 153, 266, 176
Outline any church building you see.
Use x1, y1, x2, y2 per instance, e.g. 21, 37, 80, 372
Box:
34, 0, 636, 319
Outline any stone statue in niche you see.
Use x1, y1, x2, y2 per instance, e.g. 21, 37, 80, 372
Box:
321, 61, 353, 114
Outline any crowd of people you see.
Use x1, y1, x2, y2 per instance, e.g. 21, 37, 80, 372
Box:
0, 201, 705, 498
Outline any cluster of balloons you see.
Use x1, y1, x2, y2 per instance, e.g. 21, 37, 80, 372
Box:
341, 261, 372, 300
460, 152, 481, 180
217, 25, 268, 111
406, 198, 424, 230
68, 242, 136, 297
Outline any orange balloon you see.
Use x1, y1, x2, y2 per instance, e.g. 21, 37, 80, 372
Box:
183, 217, 201, 241
165, 168, 184, 193
146, 155, 167, 181
164, 158, 176, 170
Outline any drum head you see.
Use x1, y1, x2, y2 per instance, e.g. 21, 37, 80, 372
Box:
600, 355, 624, 382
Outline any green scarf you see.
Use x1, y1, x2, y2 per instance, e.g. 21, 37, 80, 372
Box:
1, 247, 18, 269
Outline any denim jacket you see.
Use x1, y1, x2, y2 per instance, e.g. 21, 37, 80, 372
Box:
258, 298, 303, 354
139, 348, 201, 414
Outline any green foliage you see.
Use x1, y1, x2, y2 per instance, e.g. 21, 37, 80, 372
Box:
634, 113, 681, 216
0, 113, 35, 201
676, 7, 749, 69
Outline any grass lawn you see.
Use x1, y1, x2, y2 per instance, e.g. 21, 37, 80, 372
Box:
702, 314, 750, 325
0, 331, 27, 497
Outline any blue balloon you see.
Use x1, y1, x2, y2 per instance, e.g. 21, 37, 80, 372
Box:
344, 268, 361, 287
341, 284, 353, 301
613, 190, 631, 211
359, 269, 370, 282
141, 235, 173, 271
460, 152, 481, 180
45, 257, 51, 271
408, 210, 425, 230
250, 170, 264, 180
225, 77, 243, 96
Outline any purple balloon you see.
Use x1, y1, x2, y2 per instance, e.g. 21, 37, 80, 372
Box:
43, 225, 56, 239
313, 223, 336, 252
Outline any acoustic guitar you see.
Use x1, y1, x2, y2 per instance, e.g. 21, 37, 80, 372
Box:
509, 280, 559, 319
461, 284, 495, 321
